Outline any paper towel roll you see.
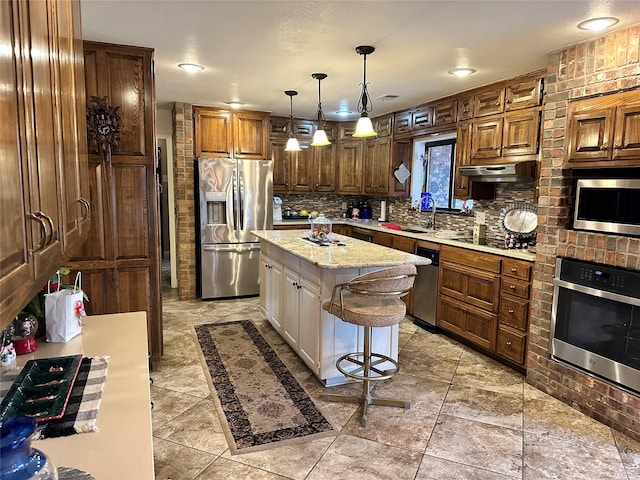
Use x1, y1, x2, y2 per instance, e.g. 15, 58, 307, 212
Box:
380, 201, 387, 221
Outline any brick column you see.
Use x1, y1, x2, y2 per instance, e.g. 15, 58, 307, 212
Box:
173, 103, 197, 299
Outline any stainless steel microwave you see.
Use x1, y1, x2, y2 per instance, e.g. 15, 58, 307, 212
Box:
574, 179, 640, 236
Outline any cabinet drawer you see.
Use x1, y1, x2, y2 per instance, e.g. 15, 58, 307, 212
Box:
496, 325, 527, 366
438, 295, 497, 352
501, 277, 530, 299
372, 231, 394, 247
441, 245, 501, 273
502, 258, 532, 281
499, 295, 529, 331
439, 261, 500, 313
392, 235, 415, 253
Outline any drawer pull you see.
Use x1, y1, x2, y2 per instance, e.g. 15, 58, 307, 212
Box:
511, 268, 517, 273
506, 341, 512, 346
510, 285, 516, 290
508, 309, 514, 314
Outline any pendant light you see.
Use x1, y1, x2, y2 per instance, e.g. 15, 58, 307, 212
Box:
311, 73, 331, 146
284, 90, 301, 151
353, 45, 377, 138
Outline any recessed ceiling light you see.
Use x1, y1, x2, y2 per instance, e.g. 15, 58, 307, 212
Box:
178, 63, 204, 73
448, 67, 476, 77
225, 101, 244, 109
577, 17, 619, 32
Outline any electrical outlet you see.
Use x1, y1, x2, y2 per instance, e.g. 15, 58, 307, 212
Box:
475, 211, 486, 225
341, 202, 347, 210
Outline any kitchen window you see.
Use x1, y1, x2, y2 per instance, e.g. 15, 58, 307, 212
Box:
411, 136, 468, 212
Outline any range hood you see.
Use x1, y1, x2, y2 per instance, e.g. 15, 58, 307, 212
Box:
459, 161, 535, 183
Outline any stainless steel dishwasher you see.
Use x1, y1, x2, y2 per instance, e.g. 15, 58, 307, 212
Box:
412, 246, 440, 331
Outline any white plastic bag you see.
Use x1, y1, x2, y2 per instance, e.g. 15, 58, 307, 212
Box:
44, 272, 85, 342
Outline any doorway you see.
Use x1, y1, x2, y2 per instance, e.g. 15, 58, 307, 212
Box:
157, 135, 177, 288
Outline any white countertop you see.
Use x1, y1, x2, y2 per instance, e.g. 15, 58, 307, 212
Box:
252, 229, 431, 268
4, 312, 154, 480
274, 219, 536, 262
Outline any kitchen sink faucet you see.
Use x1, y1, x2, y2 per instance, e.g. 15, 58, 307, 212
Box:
425, 197, 436, 230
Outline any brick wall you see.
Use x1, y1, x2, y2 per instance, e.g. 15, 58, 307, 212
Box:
529, 25, 640, 441
173, 103, 197, 299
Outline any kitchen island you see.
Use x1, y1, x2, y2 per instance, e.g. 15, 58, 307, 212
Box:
252, 229, 430, 385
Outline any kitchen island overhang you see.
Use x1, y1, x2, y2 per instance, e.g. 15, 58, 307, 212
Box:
252, 229, 430, 386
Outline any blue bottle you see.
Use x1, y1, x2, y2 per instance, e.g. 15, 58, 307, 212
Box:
0, 416, 57, 479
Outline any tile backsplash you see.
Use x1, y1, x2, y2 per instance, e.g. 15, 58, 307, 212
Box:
279, 181, 536, 243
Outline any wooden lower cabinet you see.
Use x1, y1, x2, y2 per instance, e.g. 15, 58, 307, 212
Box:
437, 245, 532, 370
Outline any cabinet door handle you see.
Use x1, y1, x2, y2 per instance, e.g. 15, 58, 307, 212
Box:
78, 198, 91, 219
506, 341, 512, 346
511, 268, 517, 273
41, 213, 57, 245
35, 211, 55, 246
510, 285, 516, 290
508, 309, 514, 314
601, 144, 608, 150
28, 213, 48, 252
615, 144, 621, 149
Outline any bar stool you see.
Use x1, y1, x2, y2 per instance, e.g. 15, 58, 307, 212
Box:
322, 264, 417, 427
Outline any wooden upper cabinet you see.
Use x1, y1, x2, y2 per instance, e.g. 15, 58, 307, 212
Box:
195, 107, 268, 159
393, 105, 433, 137
433, 99, 457, 128
337, 141, 363, 194
364, 136, 391, 195
454, 123, 495, 200
505, 78, 543, 111
195, 108, 233, 157
271, 137, 289, 193
313, 142, 336, 192
475, 76, 543, 117
475, 88, 505, 117
389, 140, 412, 197
393, 110, 412, 137
233, 111, 269, 159
565, 90, 640, 167
471, 108, 541, 164
412, 104, 433, 131
289, 148, 314, 193
373, 114, 393, 137
457, 94, 474, 121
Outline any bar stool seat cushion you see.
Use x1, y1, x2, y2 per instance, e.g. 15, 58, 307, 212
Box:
322, 296, 406, 328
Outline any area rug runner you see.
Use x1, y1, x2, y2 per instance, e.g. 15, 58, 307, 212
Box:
194, 320, 334, 454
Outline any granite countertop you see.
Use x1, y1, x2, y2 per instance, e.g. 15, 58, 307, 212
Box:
273, 219, 536, 262
252, 229, 431, 269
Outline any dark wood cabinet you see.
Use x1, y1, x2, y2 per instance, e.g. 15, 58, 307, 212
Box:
565, 90, 640, 168
1, 0, 89, 331
364, 136, 391, 195
195, 107, 269, 159
393, 105, 433, 138
389, 140, 412, 197
471, 108, 541, 164
453, 123, 495, 201
312, 142, 336, 192
433, 99, 458, 128
72, 41, 162, 362
337, 141, 364, 194
474, 76, 543, 117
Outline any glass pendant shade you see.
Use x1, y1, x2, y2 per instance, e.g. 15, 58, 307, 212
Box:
352, 46, 377, 138
284, 90, 301, 152
311, 73, 331, 147
311, 129, 330, 146
353, 114, 376, 138
285, 136, 301, 151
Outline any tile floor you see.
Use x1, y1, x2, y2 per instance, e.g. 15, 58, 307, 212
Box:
152, 282, 640, 480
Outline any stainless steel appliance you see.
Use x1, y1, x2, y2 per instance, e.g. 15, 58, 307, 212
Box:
413, 246, 439, 331
458, 160, 535, 182
198, 158, 272, 299
574, 179, 640, 236
551, 257, 640, 394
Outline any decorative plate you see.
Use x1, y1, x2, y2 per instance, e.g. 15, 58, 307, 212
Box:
0, 355, 83, 422
498, 202, 538, 236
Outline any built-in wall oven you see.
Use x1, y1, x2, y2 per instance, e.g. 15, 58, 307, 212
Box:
551, 257, 640, 394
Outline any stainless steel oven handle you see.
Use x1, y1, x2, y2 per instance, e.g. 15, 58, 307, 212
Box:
553, 277, 640, 307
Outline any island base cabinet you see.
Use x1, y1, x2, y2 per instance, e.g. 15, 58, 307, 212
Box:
260, 252, 283, 333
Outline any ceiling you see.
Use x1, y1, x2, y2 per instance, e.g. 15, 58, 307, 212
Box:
80, 1, 640, 121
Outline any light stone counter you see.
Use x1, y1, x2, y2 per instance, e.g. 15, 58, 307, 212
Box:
252, 229, 431, 268
274, 219, 536, 262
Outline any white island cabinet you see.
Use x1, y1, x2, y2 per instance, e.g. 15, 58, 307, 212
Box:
253, 229, 430, 386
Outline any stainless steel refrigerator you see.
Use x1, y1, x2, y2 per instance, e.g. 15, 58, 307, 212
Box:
198, 158, 273, 299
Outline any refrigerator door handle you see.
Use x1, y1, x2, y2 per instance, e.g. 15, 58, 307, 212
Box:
228, 166, 236, 233
238, 167, 245, 231
202, 244, 261, 253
